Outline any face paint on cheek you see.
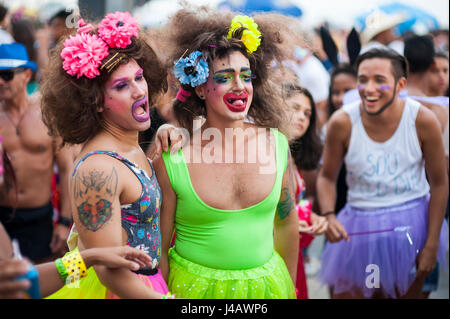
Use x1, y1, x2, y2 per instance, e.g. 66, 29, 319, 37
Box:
379, 85, 391, 91
357, 84, 365, 90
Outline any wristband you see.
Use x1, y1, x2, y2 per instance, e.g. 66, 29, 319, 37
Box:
161, 292, 174, 299
58, 216, 73, 227
321, 211, 335, 217
62, 250, 87, 284
54, 258, 68, 283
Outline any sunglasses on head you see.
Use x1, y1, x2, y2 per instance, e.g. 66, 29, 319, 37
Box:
0, 68, 26, 82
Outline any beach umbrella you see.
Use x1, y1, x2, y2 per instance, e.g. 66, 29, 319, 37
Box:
356, 2, 440, 36
218, 0, 302, 17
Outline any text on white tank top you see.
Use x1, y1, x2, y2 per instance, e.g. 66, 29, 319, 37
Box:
343, 98, 430, 209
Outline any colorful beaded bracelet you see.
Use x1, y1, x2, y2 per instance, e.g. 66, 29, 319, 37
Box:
161, 292, 174, 299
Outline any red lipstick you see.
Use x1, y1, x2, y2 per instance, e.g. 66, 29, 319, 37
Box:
223, 92, 248, 113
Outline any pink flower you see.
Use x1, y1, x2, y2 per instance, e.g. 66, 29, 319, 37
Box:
97, 11, 139, 49
61, 33, 109, 79
77, 18, 86, 27
77, 18, 95, 34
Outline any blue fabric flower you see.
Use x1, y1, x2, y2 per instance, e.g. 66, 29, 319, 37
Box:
173, 51, 209, 87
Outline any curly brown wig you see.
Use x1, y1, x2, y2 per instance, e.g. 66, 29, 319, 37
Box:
162, 6, 289, 135
40, 26, 167, 146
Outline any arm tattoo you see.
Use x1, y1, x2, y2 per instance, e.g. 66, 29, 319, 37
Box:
73, 167, 118, 232
277, 187, 294, 220
276, 150, 296, 220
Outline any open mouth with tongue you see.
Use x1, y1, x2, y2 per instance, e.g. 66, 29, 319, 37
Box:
132, 96, 149, 122
223, 92, 248, 113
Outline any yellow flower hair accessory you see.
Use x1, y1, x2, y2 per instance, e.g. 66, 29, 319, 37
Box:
227, 15, 261, 54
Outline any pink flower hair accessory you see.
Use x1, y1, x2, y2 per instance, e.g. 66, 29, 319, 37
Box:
61, 32, 109, 79
77, 18, 95, 34
97, 11, 139, 49
176, 88, 192, 103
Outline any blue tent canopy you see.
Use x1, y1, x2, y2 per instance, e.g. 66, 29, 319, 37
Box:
218, 0, 302, 17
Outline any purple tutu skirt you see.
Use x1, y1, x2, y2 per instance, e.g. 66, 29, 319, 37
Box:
318, 195, 448, 298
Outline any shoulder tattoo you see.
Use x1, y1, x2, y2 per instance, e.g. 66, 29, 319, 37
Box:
73, 167, 118, 232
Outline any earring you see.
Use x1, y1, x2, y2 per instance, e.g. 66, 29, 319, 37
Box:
199, 95, 205, 99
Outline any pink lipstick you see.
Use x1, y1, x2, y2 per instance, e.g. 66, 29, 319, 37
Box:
132, 96, 149, 122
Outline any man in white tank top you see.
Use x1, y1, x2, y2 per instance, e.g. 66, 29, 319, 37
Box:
317, 48, 448, 298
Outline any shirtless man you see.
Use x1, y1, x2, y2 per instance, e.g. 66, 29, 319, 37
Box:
0, 42, 72, 262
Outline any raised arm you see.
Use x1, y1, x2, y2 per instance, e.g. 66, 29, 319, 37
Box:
274, 151, 299, 284
146, 124, 188, 160
71, 156, 162, 298
317, 110, 351, 242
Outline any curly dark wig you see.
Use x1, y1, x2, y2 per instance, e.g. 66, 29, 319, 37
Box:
162, 6, 289, 135
40, 26, 167, 146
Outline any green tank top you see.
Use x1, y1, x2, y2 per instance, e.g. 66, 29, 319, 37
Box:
162, 128, 289, 270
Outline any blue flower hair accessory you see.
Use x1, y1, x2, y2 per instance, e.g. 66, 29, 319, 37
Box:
173, 51, 209, 87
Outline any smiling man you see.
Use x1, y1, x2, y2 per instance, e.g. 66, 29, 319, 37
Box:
317, 48, 448, 299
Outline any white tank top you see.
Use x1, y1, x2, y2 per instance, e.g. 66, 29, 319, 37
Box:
343, 98, 430, 208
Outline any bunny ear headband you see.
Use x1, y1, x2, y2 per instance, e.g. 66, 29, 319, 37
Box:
172, 15, 261, 101
346, 28, 361, 67
319, 26, 361, 68
60, 11, 139, 79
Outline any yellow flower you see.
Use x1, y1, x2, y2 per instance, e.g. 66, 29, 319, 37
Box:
227, 15, 261, 54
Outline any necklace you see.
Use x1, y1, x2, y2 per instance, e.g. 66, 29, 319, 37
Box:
3, 110, 26, 136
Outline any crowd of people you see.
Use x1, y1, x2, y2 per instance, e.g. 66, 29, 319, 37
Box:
0, 2, 448, 300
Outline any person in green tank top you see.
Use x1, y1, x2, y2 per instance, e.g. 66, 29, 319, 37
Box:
153, 7, 299, 299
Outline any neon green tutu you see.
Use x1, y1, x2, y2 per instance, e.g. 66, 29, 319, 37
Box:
168, 248, 296, 299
